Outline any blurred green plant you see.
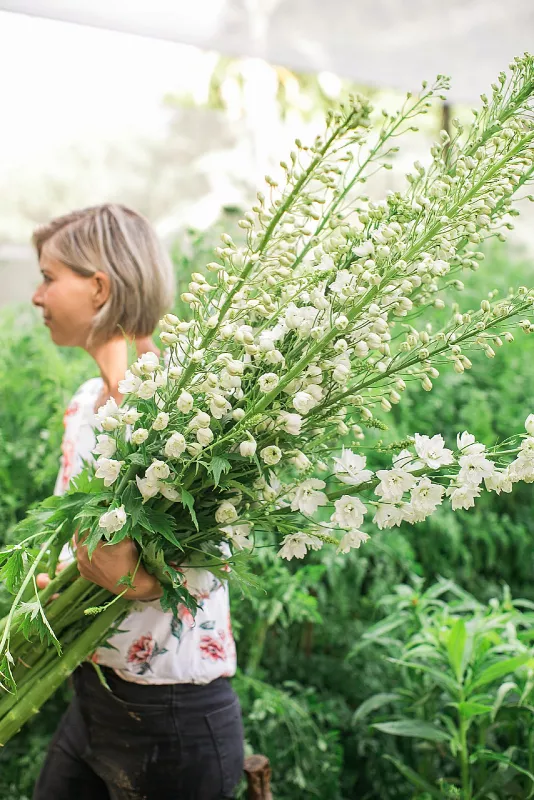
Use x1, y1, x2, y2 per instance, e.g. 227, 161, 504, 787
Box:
352, 579, 534, 799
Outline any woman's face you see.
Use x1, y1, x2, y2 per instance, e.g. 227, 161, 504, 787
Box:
32, 246, 107, 348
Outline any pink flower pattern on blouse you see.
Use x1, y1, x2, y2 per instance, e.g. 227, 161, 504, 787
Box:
54, 378, 237, 685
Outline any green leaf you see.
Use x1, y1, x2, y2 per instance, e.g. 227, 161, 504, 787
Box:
456, 701, 493, 720
127, 452, 147, 466
352, 693, 400, 724
208, 456, 231, 488
471, 750, 534, 797
447, 618, 467, 682
139, 510, 183, 548
372, 719, 451, 742
383, 755, 443, 798
121, 482, 144, 526
388, 658, 460, 694
470, 654, 532, 691
181, 489, 199, 531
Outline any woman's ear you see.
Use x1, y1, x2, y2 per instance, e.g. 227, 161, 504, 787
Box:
92, 271, 111, 310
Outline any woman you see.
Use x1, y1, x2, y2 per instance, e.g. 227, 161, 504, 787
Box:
30, 204, 244, 800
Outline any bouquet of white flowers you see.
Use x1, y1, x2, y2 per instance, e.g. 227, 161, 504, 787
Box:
1, 54, 534, 744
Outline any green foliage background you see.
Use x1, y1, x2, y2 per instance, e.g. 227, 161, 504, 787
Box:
0, 230, 533, 799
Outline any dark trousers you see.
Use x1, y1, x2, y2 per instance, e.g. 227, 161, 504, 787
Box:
33, 663, 245, 800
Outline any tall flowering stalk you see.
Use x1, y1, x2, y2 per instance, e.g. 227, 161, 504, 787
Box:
1, 54, 534, 743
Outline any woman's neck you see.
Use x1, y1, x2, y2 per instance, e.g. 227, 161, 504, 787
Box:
87, 335, 160, 406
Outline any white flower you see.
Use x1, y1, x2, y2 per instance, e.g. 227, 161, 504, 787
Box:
186, 442, 203, 457
260, 445, 282, 466
414, 434, 454, 469
458, 453, 495, 487
99, 505, 127, 534
292, 391, 317, 415
446, 483, 481, 510
525, 414, 534, 436
95, 397, 121, 429
290, 451, 311, 471
188, 411, 211, 430
278, 532, 323, 560
131, 428, 149, 446
121, 407, 143, 425
330, 269, 356, 298
509, 455, 534, 483
259, 373, 279, 393
93, 434, 116, 458
333, 448, 373, 486
277, 411, 302, 436
393, 449, 423, 472
209, 395, 231, 420
456, 431, 485, 456
410, 477, 444, 513
220, 523, 252, 551
337, 530, 370, 553
484, 469, 513, 495
118, 369, 142, 395
239, 437, 257, 457
152, 412, 170, 431
373, 504, 404, 530
146, 460, 170, 482
136, 475, 160, 502
375, 468, 416, 503
215, 501, 238, 524
164, 432, 187, 459
290, 479, 328, 515
132, 351, 159, 376
330, 495, 367, 529
137, 380, 158, 400
176, 390, 194, 413
197, 427, 214, 446
159, 484, 181, 502
95, 457, 124, 487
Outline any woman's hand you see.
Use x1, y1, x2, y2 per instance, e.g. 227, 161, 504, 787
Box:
76, 535, 163, 602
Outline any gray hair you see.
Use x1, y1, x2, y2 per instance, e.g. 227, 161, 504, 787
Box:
32, 203, 175, 346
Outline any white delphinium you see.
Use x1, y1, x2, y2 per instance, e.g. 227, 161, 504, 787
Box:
290, 479, 328, 515
131, 351, 159, 376
118, 369, 142, 395
94, 398, 121, 431
278, 532, 323, 560
197, 427, 214, 446
164, 433, 187, 459
277, 411, 302, 436
93, 434, 117, 458
146, 460, 170, 482
333, 448, 373, 486
409, 477, 445, 515
258, 373, 280, 393
215, 501, 239, 524
98, 506, 127, 533
414, 434, 454, 469
121, 408, 143, 425
290, 450, 312, 471
484, 469, 513, 495
136, 380, 158, 400
239, 435, 257, 457
373, 504, 405, 530
176, 390, 194, 413
95, 457, 124, 487
260, 445, 282, 466
131, 428, 149, 446
337, 530, 370, 553
152, 412, 170, 431
220, 523, 253, 550
375, 467, 416, 503
446, 483, 482, 510
458, 451, 496, 487
136, 475, 160, 502
330, 496, 367, 529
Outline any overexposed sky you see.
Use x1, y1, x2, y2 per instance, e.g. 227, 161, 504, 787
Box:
0, 11, 216, 171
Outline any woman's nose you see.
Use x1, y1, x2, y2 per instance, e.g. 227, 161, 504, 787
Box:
32, 284, 44, 307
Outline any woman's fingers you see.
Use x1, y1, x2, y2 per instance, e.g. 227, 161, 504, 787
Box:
35, 573, 50, 590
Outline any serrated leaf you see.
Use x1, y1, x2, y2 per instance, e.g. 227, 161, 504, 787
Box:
181, 489, 199, 532
208, 456, 231, 488
127, 452, 147, 466
373, 719, 450, 742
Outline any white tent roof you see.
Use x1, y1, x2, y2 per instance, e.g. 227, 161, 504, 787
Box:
1, 0, 533, 102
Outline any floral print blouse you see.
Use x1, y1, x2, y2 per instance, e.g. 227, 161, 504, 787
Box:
54, 377, 237, 685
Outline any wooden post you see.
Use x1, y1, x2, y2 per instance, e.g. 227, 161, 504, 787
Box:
244, 754, 273, 800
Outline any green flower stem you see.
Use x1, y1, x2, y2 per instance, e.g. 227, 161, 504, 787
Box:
0, 595, 130, 745
459, 711, 471, 800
